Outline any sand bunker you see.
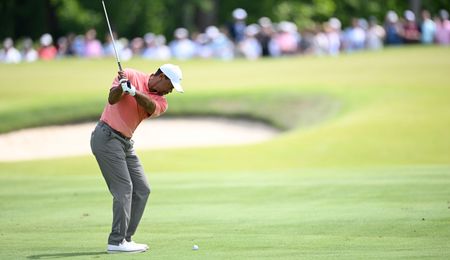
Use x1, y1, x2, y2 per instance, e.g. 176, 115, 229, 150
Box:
0, 118, 279, 161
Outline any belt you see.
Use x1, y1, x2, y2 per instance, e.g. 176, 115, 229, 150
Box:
99, 121, 131, 141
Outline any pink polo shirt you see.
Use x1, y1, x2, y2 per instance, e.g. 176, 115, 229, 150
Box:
100, 68, 168, 138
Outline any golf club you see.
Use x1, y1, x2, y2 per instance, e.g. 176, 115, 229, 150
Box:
101, 0, 123, 72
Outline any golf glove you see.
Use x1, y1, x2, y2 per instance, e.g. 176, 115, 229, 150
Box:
119, 78, 136, 96
125, 85, 136, 96
119, 78, 129, 91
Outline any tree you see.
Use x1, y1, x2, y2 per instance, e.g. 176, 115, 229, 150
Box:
1, 0, 450, 42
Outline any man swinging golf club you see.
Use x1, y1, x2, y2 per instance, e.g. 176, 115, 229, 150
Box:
91, 63, 183, 253
91, 1, 184, 254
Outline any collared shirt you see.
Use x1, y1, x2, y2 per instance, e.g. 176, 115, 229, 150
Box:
100, 68, 168, 138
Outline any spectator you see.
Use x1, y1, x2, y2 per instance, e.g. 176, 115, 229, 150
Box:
143, 34, 171, 60
130, 37, 145, 56
193, 33, 211, 58
142, 33, 156, 59
57, 36, 70, 57
313, 23, 329, 56
435, 9, 450, 45
366, 17, 385, 50
402, 10, 421, 44
0, 38, 21, 63
103, 31, 123, 57
326, 17, 342, 56
169, 27, 196, 60
205, 26, 235, 60
84, 29, 102, 57
238, 24, 262, 60
65, 33, 77, 56
38, 33, 57, 60
384, 11, 403, 45
229, 8, 248, 43
344, 18, 367, 52
256, 17, 275, 57
299, 28, 316, 55
421, 10, 436, 44
21, 38, 38, 62
153, 35, 171, 60
274, 21, 300, 55
72, 34, 86, 57
118, 37, 132, 61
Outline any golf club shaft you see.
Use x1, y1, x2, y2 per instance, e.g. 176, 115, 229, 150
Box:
101, 0, 122, 72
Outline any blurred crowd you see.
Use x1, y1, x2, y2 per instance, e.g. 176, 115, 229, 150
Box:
1, 8, 450, 64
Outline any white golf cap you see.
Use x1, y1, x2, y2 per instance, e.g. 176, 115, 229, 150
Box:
159, 64, 184, 93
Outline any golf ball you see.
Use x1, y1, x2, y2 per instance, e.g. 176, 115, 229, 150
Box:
192, 245, 199, 250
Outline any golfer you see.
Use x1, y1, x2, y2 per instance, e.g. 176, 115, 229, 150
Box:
90, 64, 183, 253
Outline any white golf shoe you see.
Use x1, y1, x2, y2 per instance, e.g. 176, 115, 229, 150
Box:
107, 239, 147, 254
128, 241, 149, 250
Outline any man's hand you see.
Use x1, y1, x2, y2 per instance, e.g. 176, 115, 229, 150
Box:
108, 71, 132, 104
118, 71, 130, 93
119, 78, 129, 91
124, 84, 136, 96
119, 78, 136, 96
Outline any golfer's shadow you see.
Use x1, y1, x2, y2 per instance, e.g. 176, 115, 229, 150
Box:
27, 251, 106, 259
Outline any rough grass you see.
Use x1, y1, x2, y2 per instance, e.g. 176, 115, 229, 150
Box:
0, 58, 343, 133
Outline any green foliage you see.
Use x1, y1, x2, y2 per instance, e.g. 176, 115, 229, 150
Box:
2, 0, 450, 41
53, 0, 102, 34
274, 0, 336, 29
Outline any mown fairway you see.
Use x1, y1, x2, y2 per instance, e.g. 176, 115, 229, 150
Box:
0, 47, 449, 259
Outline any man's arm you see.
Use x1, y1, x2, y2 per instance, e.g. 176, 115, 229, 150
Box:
133, 91, 156, 115
108, 86, 123, 105
108, 70, 157, 115
110, 87, 156, 114
108, 71, 126, 105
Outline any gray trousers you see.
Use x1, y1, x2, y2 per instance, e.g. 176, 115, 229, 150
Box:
90, 122, 150, 245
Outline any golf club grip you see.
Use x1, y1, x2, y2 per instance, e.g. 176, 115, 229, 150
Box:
118, 61, 123, 72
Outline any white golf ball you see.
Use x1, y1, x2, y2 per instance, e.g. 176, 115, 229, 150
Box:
192, 245, 199, 250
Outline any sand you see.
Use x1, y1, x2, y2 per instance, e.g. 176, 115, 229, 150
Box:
0, 118, 279, 161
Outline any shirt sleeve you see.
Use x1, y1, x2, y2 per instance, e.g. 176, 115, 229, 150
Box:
149, 96, 168, 118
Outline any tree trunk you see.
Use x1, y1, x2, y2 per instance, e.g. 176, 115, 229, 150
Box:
195, 0, 219, 32
45, 0, 59, 37
409, 0, 421, 21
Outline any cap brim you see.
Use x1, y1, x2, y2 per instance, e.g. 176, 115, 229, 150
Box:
172, 82, 184, 93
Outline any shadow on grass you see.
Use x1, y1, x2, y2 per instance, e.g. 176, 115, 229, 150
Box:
27, 251, 106, 259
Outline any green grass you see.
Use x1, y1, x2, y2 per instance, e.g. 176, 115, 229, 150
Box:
1, 164, 449, 259
0, 46, 450, 259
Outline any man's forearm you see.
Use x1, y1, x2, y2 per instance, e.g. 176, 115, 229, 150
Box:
109, 85, 156, 115
134, 91, 156, 115
108, 86, 124, 104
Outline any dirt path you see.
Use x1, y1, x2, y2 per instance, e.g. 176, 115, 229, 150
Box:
0, 118, 279, 162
